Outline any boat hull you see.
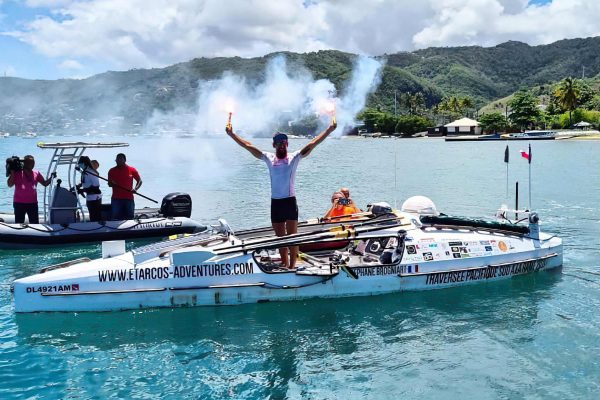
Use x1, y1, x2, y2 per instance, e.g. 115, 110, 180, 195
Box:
12, 231, 563, 313
0, 217, 205, 249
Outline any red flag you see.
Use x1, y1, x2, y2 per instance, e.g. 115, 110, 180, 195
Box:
520, 150, 530, 162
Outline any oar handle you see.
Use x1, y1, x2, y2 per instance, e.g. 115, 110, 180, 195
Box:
80, 168, 158, 204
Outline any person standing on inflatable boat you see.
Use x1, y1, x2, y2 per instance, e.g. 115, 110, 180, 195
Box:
225, 116, 337, 269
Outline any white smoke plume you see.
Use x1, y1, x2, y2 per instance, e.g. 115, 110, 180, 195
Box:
143, 54, 384, 137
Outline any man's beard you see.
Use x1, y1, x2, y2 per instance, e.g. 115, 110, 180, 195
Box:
276, 148, 287, 159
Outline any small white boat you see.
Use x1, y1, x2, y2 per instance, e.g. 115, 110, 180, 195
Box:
501, 131, 556, 140
0, 142, 205, 249
12, 198, 563, 313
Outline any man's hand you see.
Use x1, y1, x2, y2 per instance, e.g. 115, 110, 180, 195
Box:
328, 119, 337, 132
225, 122, 233, 135
50, 172, 57, 178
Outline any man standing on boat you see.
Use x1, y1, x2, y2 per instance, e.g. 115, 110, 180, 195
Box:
6, 155, 55, 224
225, 119, 337, 269
108, 153, 142, 220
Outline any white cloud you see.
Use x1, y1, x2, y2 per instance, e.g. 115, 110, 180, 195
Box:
413, 0, 600, 48
6, 0, 600, 73
25, 0, 75, 7
58, 59, 83, 69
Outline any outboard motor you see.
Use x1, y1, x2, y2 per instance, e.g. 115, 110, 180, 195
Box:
160, 192, 192, 218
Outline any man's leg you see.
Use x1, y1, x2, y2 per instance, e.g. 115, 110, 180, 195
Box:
27, 203, 39, 224
126, 200, 135, 220
13, 203, 26, 224
286, 219, 299, 269
111, 199, 123, 220
272, 222, 289, 268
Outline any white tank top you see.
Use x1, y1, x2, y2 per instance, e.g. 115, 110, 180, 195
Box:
262, 150, 303, 199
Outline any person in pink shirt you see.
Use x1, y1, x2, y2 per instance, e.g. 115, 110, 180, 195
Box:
7, 155, 55, 224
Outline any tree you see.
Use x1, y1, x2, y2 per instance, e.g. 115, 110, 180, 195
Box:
508, 91, 540, 129
434, 95, 474, 120
402, 92, 426, 115
459, 97, 474, 115
380, 114, 398, 133
395, 115, 432, 137
478, 112, 508, 133
554, 77, 580, 126
359, 108, 386, 132
556, 109, 600, 128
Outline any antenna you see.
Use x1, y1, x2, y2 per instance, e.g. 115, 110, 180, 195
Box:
394, 135, 398, 209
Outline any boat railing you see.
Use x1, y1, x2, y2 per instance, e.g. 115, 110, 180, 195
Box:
39, 257, 92, 273
38, 142, 129, 224
131, 231, 219, 263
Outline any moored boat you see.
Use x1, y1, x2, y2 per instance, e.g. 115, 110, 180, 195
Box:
11, 197, 563, 313
501, 130, 556, 140
1, 142, 205, 249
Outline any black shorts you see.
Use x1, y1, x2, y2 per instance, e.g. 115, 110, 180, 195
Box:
271, 197, 298, 223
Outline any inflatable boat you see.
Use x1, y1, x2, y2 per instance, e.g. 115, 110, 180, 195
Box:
11, 197, 563, 313
1, 142, 205, 249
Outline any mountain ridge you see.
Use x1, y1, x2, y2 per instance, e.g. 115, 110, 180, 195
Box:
1, 37, 599, 132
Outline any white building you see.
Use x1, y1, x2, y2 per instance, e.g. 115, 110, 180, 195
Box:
444, 117, 482, 135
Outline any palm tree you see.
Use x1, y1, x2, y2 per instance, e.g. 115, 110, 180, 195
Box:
555, 77, 580, 126
459, 97, 474, 117
404, 92, 425, 115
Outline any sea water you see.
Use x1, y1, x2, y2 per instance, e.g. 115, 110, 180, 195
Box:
0, 135, 599, 399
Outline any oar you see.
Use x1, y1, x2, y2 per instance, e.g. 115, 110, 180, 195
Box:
214, 221, 408, 255
214, 216, 404, 252
77, 167, 158, 204
234, 216, 404, 251
235, 211, 383, 237
217, 225, 407, 256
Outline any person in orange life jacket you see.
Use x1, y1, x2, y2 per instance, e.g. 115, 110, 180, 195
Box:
324, 191, 361, 220
225, 119, 337, 269
107, 153, 142, 220
339, 187, 360, 208
6, 155, 55, 224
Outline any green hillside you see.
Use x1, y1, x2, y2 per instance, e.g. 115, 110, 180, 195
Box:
1, 36, 600, 132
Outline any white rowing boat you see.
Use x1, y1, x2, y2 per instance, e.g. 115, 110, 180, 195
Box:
11, 197, 562, 313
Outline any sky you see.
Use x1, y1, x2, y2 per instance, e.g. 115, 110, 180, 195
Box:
1, 0, 599, 80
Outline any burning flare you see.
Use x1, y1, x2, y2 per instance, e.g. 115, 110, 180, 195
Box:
226, 112, 232, 130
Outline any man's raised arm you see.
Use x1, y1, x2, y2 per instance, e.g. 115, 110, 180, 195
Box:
225, 124, 263, 159
300, 120, 337, 158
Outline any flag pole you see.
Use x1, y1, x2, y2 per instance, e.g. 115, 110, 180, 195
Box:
528, 143, 532, 211
504, 145, 509, 203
